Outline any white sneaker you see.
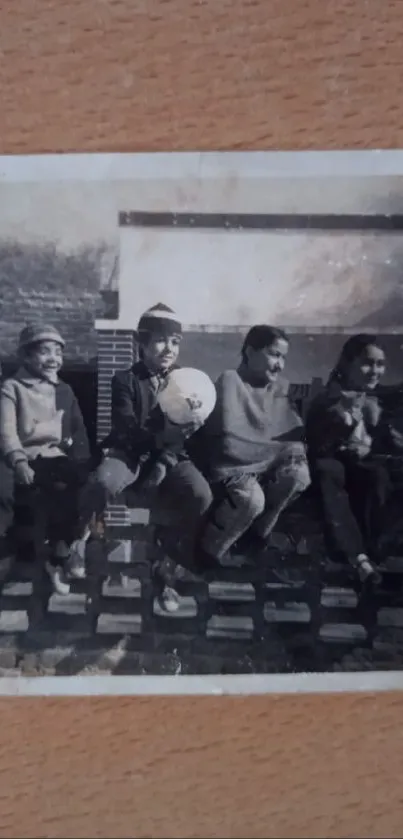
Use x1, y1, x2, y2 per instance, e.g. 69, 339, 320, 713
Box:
152, 558, 181, 613
45, 561, 71, 596
66, 539, 87, 580
158, 585, 181, 613
355, 553, 382, 586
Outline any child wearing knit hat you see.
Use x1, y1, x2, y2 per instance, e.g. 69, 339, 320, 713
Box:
80, 303, 212, 612
0, 323, 92, 595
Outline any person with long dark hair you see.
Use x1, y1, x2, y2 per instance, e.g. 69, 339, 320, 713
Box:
306, 333, 388, 587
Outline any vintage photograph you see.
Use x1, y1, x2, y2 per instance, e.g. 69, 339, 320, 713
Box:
1, 151, 403, 685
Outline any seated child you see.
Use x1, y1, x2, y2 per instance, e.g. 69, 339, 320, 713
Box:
362, 378, 403, 553
0, 323, 92, 595
306, 334, 388, 586
82, 303, 213, 612
198, 325, 311, 576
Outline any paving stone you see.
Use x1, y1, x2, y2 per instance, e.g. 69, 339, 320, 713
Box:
333, 648, 378, 672
96, 613, 142, 635
0, 634, 20, 667
377, 608, 403, 628
105, 517, 132, 529
129, 508, 150, 525
264, 602, 311, 624
372, 628, 403, 651
320, 587, 358, 608
208, 582, 255, 602
107, 539, 132, 564
130, 542, 149, 565
105, 506, 131, 524
26, 648, 120, 675
29, 646, 76, 669
0, 611, 29, 633
2, 581, 33, 597
48, 593, 87, 615
102, 577, 141, 598
265, 581, 305, 591
319, 623, 367, 642
153, 596, 198, 618
206, 615, 254, 640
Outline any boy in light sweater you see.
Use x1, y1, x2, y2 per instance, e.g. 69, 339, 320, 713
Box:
0, 323, 91, 595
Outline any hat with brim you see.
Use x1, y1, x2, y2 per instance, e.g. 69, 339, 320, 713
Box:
18, 323, 65, 351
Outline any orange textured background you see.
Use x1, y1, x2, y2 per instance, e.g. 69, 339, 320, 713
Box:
1, 1, 403, 836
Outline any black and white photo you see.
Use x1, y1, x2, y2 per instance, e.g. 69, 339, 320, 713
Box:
1, 152, 403, 691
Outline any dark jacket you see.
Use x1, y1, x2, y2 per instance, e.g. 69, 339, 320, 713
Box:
102, 361, 187, 473
373, 383, 403, 455
306, 380, 381, 461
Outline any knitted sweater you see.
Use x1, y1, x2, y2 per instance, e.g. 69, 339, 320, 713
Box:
0, 367, 90, 467
201, 368, 305, 480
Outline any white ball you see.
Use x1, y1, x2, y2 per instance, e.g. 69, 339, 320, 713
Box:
157, 367, 216, 426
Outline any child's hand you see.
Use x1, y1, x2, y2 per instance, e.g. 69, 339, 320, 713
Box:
15, 461, 35, 486
156, 416, 201, 448
142, 462, 167, 489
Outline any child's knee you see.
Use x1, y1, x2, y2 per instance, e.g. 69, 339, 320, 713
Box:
280, 460, 311, 494
184, 474, 213, 517
194, 479, 213, 516
276, 444, 311, 493
234, 480, 266, 518
95, 456, 138, 499
292, 461, 311, 493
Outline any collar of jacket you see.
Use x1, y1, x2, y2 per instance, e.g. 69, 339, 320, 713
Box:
135, 360, 176, 383
14, 366, 60, 387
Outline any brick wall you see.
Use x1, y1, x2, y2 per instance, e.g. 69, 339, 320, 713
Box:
97, 330, 136, 526
0, 289, 100, 364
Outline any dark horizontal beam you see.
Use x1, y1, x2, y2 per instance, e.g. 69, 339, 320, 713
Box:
118, 211, 403, 232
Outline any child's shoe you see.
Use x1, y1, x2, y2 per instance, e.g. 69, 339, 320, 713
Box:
152, 555, 181, 613
45, 561, 71, 596
158, 582, 181, 613
354, 553, 382, 588
66, 538, 87, 580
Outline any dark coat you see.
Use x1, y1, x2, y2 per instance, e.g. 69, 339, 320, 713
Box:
101, 361, 186, 472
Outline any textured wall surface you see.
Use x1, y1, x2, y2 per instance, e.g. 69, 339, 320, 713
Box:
1, 1, 403, 837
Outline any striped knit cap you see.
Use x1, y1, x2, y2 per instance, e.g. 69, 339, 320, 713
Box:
137, 303, 182, 336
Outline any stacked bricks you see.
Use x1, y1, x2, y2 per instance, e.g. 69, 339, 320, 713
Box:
97, 329, 135, 526
1, 507, 403, 674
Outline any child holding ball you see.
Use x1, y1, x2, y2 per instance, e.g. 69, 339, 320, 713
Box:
84, 303, 213, 612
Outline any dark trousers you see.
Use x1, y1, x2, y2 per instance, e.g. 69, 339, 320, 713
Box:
311, 455, 391, 564
79, 453, 213, 580
0, 459, 15, 549
0, 456, 91, 556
